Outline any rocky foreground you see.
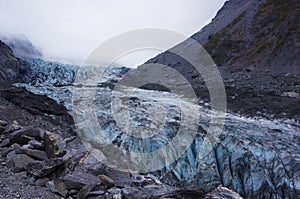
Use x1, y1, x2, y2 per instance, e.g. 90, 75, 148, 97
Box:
0, 92, 243, 199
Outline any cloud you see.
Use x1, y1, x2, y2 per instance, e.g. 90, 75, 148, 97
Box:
0, 0, 226, 67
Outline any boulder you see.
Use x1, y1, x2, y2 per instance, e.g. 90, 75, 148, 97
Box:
28, 140, 44, 150
16, 147, 48, 160
204, 187, 243, 199
25, 158, 64, 177
98, 175, 115, 189
4, 120, 22, 134
88, 190, 105, 197
10, 126, 44, 145
44, 132, 65, 158
64, 171, 101, 190
35, 177, 49, 187
0, 138, 11, 147
46, 181, 68, 197
106, 188, 122, 199
1, 143, 20, 157
0, 120, 8, 133
6, 150, 35, 171
76, 183, 97, 199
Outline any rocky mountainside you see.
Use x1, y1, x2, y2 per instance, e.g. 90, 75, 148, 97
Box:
201, 0, 299, 74
0, 40, 19, 86
0, 35, 42, 60
0, 40, 33, 88
149, 0, 299, 74
145, 0, 300, 120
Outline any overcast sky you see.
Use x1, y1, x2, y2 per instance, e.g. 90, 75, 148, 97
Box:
0, 0, 226, 67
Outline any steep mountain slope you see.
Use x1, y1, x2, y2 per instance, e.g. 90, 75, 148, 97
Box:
148, 0, 299, 74
201, 0, 299, 73
145, 0, 300, 120
0, 35, 42, 60
0, 40, 19, 86
0, 40, 34, 88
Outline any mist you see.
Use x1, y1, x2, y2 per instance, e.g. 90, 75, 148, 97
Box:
0, 0, 226, 67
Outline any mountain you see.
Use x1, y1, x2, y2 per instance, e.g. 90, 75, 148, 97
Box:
148, 0, 299, 74
200, 0, 299, 74
0, 35, 42, 60
145, 0, 300, 120
0, 40, 19, 86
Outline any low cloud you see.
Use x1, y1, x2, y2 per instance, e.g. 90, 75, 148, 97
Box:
0, 0, 225, 67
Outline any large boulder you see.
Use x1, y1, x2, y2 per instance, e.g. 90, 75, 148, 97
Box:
25, 158, 64, 177
64, 171, 101, 190
10, 126, 44, 145
6, 150, 35, 171
44, 132, 66, 158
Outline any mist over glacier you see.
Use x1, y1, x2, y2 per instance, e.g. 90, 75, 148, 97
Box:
0, 0, 226, 67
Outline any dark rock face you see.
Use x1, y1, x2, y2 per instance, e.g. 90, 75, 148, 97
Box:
0, 35, 42, 60
2, 87, 69, 116
1, 87, 75, 134
0, 40, 19, 86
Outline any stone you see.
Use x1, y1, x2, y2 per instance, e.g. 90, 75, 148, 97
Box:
0, 138, 12, 147
64, 171, 101, 190
1, 143, 19, 157
16, 147, 48, 160
283, 91, 300, 98
10, 126, 44, 145
4, 121, 22, 134
15, 171, 28, 179
0, 120, 8, 133
63, 136, 77, 144
68, 189, 79, 196
89, 190, 105, 196
44, 132, 65, 158
98, 175, 115, 189
28, 140, 44, 150
25, 158, 64, 177
46, 181, 68, 197
6, 151, 35, 171
28, 176, 37, 185
35, 177, 49, 187
204, 187, 243, 199
107, 188, 122, 199
76, 183, 97, 199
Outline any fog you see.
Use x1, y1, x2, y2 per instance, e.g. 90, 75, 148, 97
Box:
0, 0, 226, 67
